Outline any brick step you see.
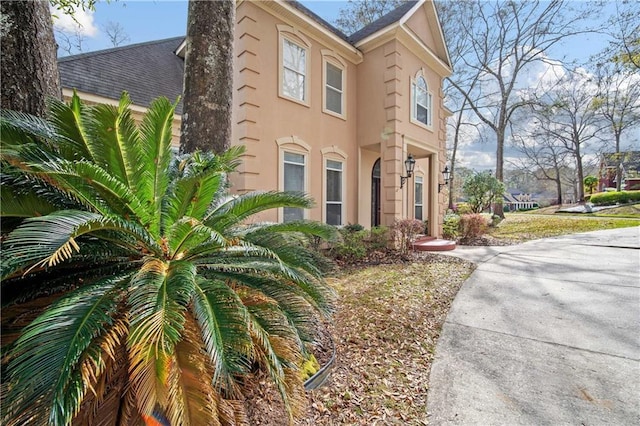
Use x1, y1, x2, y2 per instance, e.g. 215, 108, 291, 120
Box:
412, 238, 456, 252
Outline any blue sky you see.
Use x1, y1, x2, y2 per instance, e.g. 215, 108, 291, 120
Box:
54, 0, 349, 54
53, 1, 634, 172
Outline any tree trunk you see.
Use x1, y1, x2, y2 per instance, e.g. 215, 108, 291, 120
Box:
494, 129, 505, 217
615, 133, 623, 191
555, 175, 563, 205
180, 0, 235, 154
448, 107, 465, 210
1, 0, 61, 116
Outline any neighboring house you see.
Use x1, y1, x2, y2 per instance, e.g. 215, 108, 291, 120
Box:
598, 151, 640, 191
503, 192, 538, 211
58, 0, 452, 236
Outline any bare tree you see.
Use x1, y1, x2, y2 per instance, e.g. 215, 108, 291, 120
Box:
180, 0, 235, 154
441, 0, 594, 216
334, 0, 407, 34
525, 71, 604, 202
511, 123, 572, 205
593, 63, 640, 190
55, 27, 87, 55
600, 0, 640, 69
104, 20, 130, 47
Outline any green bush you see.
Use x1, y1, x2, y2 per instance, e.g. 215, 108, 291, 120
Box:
443, 213, 460, 240
456, 202, 473, 215
344, 223, 364, 232
590, 191, 640, 206
459, 214, 488, 240
333, 228, 367, 261
368, 226, 390, 251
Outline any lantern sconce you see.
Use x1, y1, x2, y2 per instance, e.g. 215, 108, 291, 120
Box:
400, 154, 416, 189
438, 165, 451, 193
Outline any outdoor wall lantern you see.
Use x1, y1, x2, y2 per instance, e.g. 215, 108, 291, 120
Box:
400, 154, 416, 189
438, 165, 451, 193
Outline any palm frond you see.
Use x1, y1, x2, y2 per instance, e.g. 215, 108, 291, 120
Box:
136, 97, 177, 238
0, 181, 58, 218
205, 272, 320, 344
31, 158, 151, 222
204, 191, 314, 232
1, 210, 161, 279
88, 93, 141, 188
191, 277, 253, 396
48, 93, 102, 162
161, 149, 244, 231
244, 298, 306, 422
163, 317, 221, 426
166, 219, 227, 260
0, 109, 59, 150
127, 259, 195, 419
2, 275, 128, 426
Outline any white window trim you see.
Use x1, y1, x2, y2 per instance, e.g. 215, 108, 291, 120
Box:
321, 49, 347, 120
278, 25, 311, 107
414, 175, 424, 221
277, 136, 311, 222
410, 69, 433, 130
321, 146, 348, 225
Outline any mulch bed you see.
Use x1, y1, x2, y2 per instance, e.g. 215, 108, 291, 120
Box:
245, 250, 476, 425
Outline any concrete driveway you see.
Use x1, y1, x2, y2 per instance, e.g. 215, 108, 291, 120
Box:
427, 227, 640, 425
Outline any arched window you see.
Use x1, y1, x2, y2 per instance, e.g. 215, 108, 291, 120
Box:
412, 75, 432, 127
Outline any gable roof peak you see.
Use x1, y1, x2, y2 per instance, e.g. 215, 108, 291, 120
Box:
349, 0, 419, 44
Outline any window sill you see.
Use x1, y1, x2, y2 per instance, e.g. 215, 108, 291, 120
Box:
278, 93, 310, 108
322, 107, 347, 121
410, 117, 434, 132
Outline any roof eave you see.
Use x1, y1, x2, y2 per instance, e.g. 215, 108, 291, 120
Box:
257, 0, 363, 64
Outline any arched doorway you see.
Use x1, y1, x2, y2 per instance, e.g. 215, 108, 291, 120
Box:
371, 158, 381, 227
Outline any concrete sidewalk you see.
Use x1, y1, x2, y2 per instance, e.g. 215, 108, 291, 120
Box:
427, 227, 640, 425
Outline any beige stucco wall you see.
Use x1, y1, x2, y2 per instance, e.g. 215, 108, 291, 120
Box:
62, 1, 451, 235
232, 1, 360, 224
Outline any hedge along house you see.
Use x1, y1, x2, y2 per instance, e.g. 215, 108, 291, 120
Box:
58, 0, 452, 235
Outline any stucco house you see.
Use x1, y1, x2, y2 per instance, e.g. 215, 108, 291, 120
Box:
58, 0, 452, 235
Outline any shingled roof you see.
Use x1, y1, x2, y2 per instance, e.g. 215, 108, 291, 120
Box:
349, 1, 418, 44
58, 2, 420, 111
59, 37, 185, 114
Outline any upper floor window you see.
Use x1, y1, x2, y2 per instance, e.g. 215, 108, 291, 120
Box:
325, 63, 343, 114
282, 39, 307, 101
322, 50, 347, 119
412, 76, 432, 127
278, 25, 311, 106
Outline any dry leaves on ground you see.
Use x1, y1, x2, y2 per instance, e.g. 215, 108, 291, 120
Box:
296, 253, 475, 425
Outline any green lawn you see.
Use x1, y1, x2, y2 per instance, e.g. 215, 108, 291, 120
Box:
489, 213, 640, 242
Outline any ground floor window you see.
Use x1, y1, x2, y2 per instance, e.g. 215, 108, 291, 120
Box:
283, 151, 305, 222
415, 176, 423, 220
325, 159, 343, 225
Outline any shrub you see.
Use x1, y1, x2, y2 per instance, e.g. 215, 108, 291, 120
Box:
368, 226, 390, 251
443, 212, 461, 240
590, 190, 640, 206
344, 223, 364, 232
391, 219, 424, 254
459, 214, 488, 240
462, 171, 506, 213
333, 228, 368, 261
490, 214, 503, 227
455, 202, 473, 215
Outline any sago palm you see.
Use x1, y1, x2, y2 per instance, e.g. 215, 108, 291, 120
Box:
0, 93, 335, 426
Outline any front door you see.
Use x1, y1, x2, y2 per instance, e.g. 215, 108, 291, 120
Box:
371, 158, 381, 227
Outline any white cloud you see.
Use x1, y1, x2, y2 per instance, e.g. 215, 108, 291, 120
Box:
50, 5, 98, 37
